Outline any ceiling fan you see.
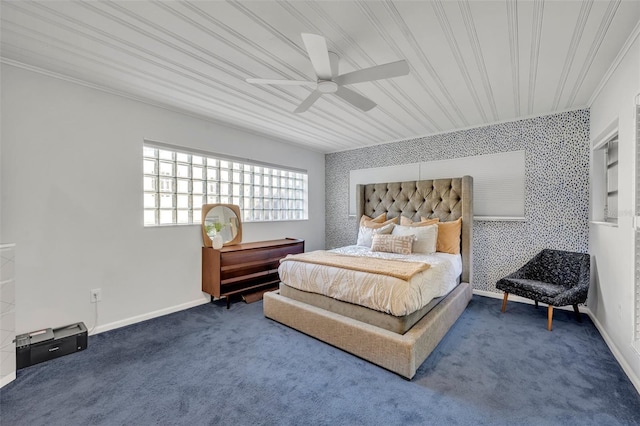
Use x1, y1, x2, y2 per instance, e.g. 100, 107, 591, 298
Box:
246, 33, 410, 113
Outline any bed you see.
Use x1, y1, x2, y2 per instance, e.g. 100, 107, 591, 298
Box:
263, 176, 473, 379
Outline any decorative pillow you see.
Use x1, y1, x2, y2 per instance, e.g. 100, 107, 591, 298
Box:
365, 217, 397, 228
401, 216, 440, 226
391, 224, 438, 254
420, 216, 442, 224
360, 213, 386, 226
371, 234, 415, 255
356, 222, 395, 247
436, 218, 462, 254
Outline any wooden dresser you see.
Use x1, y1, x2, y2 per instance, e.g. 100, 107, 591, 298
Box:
202, 238, 304, 308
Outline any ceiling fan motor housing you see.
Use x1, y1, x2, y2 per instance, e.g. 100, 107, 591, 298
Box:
317, 80, 338, 93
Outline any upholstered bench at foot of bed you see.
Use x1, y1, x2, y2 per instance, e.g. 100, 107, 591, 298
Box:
263, 282, 472, 380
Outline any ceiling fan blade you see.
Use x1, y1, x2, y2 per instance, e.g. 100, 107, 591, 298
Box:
334, 87, 376, 112
294, 90, 323, 113
328, 51, 339, 78
334, 60, 410, 86
246, 78, 315, 86
301, 33, 333, 80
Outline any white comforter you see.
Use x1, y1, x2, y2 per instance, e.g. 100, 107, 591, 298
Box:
278, 245, 462, 316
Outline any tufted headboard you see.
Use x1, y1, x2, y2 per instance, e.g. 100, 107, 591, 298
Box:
355, 176, 473, 284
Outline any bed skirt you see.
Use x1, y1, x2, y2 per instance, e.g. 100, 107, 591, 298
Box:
263, 281, 472, 379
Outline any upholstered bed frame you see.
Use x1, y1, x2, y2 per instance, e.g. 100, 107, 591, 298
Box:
264, 176, 473, 379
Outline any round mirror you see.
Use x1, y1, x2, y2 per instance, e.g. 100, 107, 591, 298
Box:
201, 204, 242, 248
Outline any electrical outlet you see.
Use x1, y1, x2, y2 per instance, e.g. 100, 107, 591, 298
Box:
90, 288, 102, 303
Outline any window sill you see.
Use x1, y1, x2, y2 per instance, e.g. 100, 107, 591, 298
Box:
144, 219, 309, 228
473, 216, 526, 222
246, 219, 309, 224
590, 221, 618, 228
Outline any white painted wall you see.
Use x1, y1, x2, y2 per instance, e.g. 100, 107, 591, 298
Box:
0, 64, 325, 335
589, 30, 640, 390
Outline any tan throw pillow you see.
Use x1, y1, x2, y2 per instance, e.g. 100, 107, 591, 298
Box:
367, 217, 397, 229
360, 213, 386, 226
436, 218, 462, 254
420, 216, 441, 224
391, 224, 438, 254
371, 234, 414, 255
356, 222, 395, 247
401, 216, 440, 226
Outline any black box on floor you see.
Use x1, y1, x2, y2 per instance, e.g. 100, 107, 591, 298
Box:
16, 322, 88, 369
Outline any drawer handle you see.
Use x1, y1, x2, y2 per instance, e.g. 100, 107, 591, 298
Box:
48, 347, 59, 352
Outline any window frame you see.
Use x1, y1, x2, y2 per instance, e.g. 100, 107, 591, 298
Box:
143, 141, 308, 227
592, 123, 619, 225
634, 101, 640, 346
604, 134, 619, 224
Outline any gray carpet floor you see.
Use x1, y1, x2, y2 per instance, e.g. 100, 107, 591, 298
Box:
1, 295, 639, 425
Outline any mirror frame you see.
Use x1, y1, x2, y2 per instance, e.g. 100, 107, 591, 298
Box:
201, 204, 242, 248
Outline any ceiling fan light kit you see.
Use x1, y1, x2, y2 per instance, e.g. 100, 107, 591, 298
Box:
246, 33, 410, 113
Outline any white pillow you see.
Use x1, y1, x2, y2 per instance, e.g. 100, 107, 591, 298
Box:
356, 223, 394, 247
391, 224, 438, 254
371, 234, 414, 255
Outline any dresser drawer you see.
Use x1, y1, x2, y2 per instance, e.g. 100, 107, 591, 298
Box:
202, 239, 304, 308
220, 244, 303, 267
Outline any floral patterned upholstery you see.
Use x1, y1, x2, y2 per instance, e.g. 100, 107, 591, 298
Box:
496, 249, 590, 307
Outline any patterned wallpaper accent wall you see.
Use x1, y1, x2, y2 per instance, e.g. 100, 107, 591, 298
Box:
325, 109, 590, 294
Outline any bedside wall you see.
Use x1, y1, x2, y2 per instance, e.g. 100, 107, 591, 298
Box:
0, 244, 16, 388
588, 30, 640, 392
0, 64, 325, 335
326, 109, 591, 294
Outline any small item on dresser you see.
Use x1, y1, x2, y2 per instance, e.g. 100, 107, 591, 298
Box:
211, 233, 224, 249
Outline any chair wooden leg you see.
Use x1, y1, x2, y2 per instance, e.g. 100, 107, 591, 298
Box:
573, 304, 583, 323
534, 300, 538, 309
501, 292, 509, 313
547, 306, 553, 331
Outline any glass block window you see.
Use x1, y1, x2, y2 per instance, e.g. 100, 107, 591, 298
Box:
143, 143, 308, 226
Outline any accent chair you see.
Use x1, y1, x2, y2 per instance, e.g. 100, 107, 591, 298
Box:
496, 249, 590, 331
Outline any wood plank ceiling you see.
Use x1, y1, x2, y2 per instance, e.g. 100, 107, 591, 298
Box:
1, 1, 639, 153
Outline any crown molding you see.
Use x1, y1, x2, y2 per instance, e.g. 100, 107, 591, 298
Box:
588, 18, 640, 107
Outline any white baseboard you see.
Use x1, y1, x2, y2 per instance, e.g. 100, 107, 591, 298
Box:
1, 372, 16, 388
585, 310, 640, 395
474, 289, 640, 395
89, 297, 210, 336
